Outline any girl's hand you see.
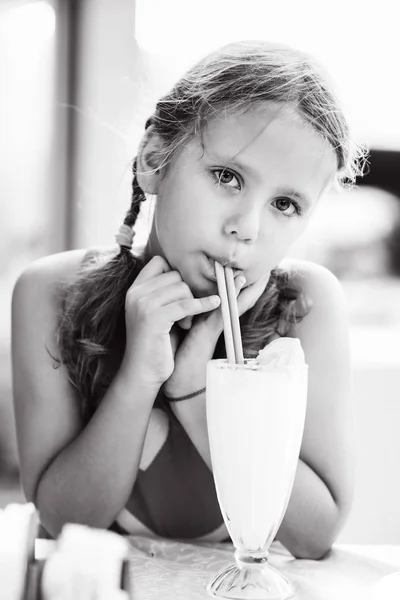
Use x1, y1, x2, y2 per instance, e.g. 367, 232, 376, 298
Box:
120, 256, 221, 389
164, 272, 270, 399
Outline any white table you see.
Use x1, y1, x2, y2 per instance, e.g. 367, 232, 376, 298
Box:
35, 536, 400, 599
125, 537, 400, 599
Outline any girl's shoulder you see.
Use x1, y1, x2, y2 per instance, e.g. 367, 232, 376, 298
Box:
13, 247, 122, 316
278, 257, 344, 304
15, 248, 89, 299
278, 258, 347, 336
16, 246, 127, 293
240, 258, 340, 355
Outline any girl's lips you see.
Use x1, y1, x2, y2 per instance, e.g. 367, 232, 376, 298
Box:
203, 254, 217, 281
203, 254, 244, 281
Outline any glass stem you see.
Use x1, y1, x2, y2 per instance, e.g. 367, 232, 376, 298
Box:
234, 549, 269, 569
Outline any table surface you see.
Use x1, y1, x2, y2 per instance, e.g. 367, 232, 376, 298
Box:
125, 537, 400, 600
35, 536, 400, 599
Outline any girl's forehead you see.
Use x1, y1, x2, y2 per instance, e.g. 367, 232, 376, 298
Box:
203, 103, 289, 150
195, 105, 337, 186
202, 105, 330, 159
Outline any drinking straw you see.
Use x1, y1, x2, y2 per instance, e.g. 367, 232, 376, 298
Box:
215, 261, 236, 364
224, 266, 244, 364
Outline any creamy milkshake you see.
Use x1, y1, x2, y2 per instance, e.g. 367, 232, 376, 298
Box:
206, 338, 308, 599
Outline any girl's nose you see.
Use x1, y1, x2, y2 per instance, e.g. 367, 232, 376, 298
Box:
223, 205, 261, 243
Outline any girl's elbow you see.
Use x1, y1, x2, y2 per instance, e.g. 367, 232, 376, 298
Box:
303, 513, 350, 560
291, 537, 333, 560
290, 509, 343, 560
36, 501, 113, 540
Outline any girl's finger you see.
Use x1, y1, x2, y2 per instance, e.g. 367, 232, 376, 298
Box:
177, 315, 193, 330
234, 275, 247, 297
132, 255, 171, 285
237, 274, 269, 316
143, 281, 193, 310
170, 326, 180, 356
162, 295, 221, 325
130, 270, 182, 297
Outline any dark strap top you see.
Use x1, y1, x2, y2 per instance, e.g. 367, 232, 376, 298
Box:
124, 398, 225, 539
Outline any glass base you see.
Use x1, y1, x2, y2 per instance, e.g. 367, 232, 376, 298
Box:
207, 561, 295, 600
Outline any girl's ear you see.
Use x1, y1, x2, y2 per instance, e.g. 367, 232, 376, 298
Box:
136, 128, 165, 194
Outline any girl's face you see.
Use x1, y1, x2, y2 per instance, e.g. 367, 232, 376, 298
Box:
147, 105, 337, 297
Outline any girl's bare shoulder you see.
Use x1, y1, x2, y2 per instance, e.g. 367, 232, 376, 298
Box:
14, 246, 116, 300
279, 258, 347, 330
279, 257, 344, 300
19, 248, 87, 285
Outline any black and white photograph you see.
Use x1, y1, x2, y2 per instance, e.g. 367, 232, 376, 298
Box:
1, 1, 400, 598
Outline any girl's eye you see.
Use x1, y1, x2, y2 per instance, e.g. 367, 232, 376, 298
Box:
211, 168, 241, 191
273, 197, 301, 217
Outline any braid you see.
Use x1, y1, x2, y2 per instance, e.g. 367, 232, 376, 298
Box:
124, 157, 146, 229
115, 157, 147, 254
118, 115, 155, 251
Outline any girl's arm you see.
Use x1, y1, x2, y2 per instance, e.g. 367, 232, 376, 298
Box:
170, 260, 354, 559
12, 252, 158, 538
275, 259, 354, 559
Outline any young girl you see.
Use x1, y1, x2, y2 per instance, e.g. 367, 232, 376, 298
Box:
12, 40, 367, 559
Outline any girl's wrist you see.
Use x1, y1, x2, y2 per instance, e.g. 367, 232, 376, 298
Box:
107, 368, 159, 415
200, 317, 223, 344
164, 386, 206, 403
117, 358, 162, 398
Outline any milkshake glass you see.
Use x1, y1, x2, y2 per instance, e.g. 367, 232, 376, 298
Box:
206, 353, 308, 600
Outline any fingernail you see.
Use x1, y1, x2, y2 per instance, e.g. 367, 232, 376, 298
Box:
209, 295, 221, 305
237, 276, 246, 287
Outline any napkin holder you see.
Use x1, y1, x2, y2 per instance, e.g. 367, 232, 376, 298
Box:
0, 503, 131, 600
23, 555, 131, 600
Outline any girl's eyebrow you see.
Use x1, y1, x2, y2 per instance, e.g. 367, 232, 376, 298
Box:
206, 152, 260, 179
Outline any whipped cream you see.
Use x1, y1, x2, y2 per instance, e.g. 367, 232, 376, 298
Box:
256, 337, 305, 367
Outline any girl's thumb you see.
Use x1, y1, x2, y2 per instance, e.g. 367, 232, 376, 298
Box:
177, 316, 193, 330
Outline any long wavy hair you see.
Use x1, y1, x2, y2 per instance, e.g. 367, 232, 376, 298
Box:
55, 41, 368, 423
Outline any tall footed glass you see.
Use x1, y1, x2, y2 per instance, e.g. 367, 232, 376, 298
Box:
206, 359, 308, 600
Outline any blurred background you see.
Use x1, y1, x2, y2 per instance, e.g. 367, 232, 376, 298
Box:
1, 0, 400, 544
